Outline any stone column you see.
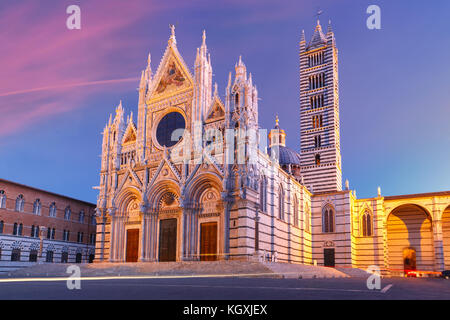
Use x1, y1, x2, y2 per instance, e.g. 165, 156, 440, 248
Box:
109, 215, 117, 262
433, 220, 445, 272
190, 208, 199, 260
221, 195, 232, 260
181, 208, 191, 261
139, 204, 151, 262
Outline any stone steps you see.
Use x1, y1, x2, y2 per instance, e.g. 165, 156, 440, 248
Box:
262, 262, 351, 279
1, 260, 368, 279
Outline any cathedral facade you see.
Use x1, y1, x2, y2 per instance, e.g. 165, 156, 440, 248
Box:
95, 22, 450, 276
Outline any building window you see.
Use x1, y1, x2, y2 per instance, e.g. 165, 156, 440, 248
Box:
61, 252, 68, 263
90, 233, 96, 245
0, 190, 6, 208
63, 230, 70, 242
33, 199, 41, 215
0, 220, 3, 234
361, 211, 373, 237
315, 154, 321, 166
322, 206, 335, 233
259, 177, 267, 212
308, 73, 325, 90
30, 225, 39, 238
29, 250, 38, 262
46, 250, 54, 263
79, 210, 85, 223
14, 223, 23, 236
278, 187, 285, 221
91, 214, 97, 225
314, 135, 322, 148
312, 115, 323, 129
47, 227, 56, 240
49, 202, 57, 217
15, 195, 24, 212
11, 248, 21, 261
77, 232, 84, 243
64, 207, 71, 221
293, 197, 299, 227
310, 94, 324, 109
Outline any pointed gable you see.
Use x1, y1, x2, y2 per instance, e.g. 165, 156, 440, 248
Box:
205, 96, 225, 123
122, 121, 137, 145
307, 21, 327, 50
147, 30, 194, 101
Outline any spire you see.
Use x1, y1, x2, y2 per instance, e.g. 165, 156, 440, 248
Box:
168, 24, 176, 46
235, 55, 246, 79
214, 82, 218, 96
275, 114, 280, 129
202, 29, 206, 47
147, 53, 151, 69
301, 29, 305, 43
307, 20, 327, 49
139, 70, 145, 88
327, 19, 333, 34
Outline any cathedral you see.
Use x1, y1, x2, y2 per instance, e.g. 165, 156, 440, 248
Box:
95, 21, 450, 276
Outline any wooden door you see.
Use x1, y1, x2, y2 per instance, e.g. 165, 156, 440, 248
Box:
126, 229, 139, 262
159, 219, 177, 262
324, 248, 335, 267
200, 222, 218, 261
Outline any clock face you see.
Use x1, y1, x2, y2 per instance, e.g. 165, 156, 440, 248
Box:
156, 111, 185, 148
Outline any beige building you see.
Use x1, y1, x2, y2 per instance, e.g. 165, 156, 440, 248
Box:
94, 22, 450, 276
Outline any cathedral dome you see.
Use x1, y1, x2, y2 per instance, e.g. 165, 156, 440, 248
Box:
268, 146, 301, 166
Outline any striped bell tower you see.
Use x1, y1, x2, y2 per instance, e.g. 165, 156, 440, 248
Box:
299, 20, 342, 193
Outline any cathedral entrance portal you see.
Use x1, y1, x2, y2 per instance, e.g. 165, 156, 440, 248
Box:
200, 222, 218, 261
159, 219, 177, 262
126, 229, 139, 262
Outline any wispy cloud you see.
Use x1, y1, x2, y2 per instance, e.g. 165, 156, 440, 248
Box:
0, 0, 177, 137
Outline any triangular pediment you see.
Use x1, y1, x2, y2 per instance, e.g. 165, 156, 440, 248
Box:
205, 96, 225, 123
122, 122, 137, 145
148, 44, 193, 101
148, 157, 182, 188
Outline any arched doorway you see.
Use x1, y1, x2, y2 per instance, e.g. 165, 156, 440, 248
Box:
442, 205, 450, 269
156, 191, 181, 262
387, 204, 434, 274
